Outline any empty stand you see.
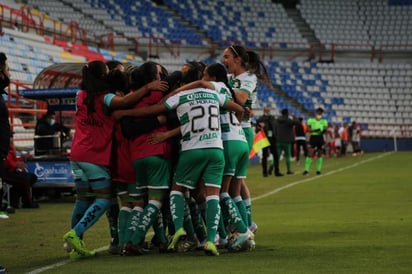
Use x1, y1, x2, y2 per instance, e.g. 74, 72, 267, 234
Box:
298, 0, 412, 51
163, 0, 308, 49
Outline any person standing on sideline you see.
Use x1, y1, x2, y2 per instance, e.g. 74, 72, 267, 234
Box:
256, 106, 281, 177
0, 52, 10, 172
294, 117, 307, 164
0, 52, 11, 219
303, 108, 328, 175
325, 123, 335, 158
338, 122, 348, 157
275, 109, 300, 175
348, 121, 364, 156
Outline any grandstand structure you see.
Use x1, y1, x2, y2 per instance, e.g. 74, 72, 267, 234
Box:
1, 0, 411, 153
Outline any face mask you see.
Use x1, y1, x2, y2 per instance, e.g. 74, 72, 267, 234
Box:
49, 119, 55, 126
316, 115, 322, 120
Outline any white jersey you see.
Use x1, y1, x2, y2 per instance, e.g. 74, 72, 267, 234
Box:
164, 87, 228, 151
210, 81, 247, 143
351, 127, 361, 142
228, 71, 257, 128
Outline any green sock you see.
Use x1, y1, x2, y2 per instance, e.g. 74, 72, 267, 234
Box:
152, 211, 167, 244
118, 207, 132, 246
188, 198, 207, 242
124, 206, 143, 243
305, 156, 313, 171
170, 191, 185, 232
220, 193, 247, 234
130, 201, 160, 245
243, 198, 252, 227
233, 195, 248, 225
106, 202, 120, 246
205, 195, 220, 243
183, 201, 196, 238
317, 157, 324, 172
218, 214, 228, 240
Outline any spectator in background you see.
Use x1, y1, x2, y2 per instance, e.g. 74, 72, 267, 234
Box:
334, 124, 341, 157
0, 22, 4, 36
275, 109, 300, 175
325, 123, 335, 158
0, 52, 11, 218
256, 106, 281, 177
34, 110, 71, 156
3, 140, 39, 208
348, 121, 364, 156
294, 117, 307, 165
338, 122, 348, 157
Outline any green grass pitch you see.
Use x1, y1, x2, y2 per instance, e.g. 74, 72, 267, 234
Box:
1, 151, 411, 273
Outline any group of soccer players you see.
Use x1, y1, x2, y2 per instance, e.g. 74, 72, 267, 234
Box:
62, 45, 271, 258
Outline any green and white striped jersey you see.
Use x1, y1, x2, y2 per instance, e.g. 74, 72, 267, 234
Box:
210, 81, 247, 143
164, 87, 228, 151
228, 71, 257, 128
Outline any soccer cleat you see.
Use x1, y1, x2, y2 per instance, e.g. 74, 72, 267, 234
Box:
204, 241, 219, 256
247, 239, 256, 251
69, 249, 95, 259
120, 242, 147, 256
167, 228, 187, 251
63, 242, 72, 253
63, 229, 95, 257
275, 172, 284, 177
287, 171, 294, 175
218, 237, 228, 249
316, 171, 321, 175
249, 222, 258, 235
176, 237, 199, 252
229, 229, 254, 252
303, 171, 309, 176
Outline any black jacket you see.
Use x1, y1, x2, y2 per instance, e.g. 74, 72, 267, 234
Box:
275, 114, 300, 143
0, 91, 10, 159
256, 114, 277, 141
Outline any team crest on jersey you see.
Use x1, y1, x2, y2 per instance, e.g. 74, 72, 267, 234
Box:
231, 78, 241, 89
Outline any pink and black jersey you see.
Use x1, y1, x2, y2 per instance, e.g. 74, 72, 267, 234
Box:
70, 90, 115, 166
111, 122, 136, 183
129, 90, 171, 160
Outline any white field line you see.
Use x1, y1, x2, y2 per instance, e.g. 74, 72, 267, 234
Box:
252, 152, 391, 201
28, 152, 391, 274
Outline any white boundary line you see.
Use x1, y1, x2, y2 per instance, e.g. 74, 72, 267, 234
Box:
27, 152, 391, 274
252, 152, 391, 202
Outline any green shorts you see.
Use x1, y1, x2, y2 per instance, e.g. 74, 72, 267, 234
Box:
243, 127, 254, 151
223, 140, 249, 179
133, 156, 171, 190
70, 161, 111, 190
115, 182, 139, 197
173, 148, 224, 189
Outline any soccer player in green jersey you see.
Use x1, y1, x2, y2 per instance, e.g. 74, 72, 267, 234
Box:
303, 108, 328, 175
112, 82, 244, 256
222, 45, 270, 233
